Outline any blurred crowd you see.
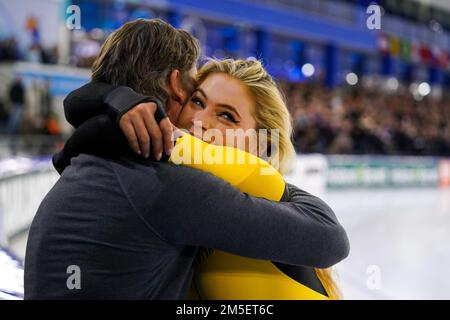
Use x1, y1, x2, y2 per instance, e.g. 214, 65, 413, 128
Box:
0, 78, 61, 136
282, 81, 450, 156
0, 38, 21, 61
2, 33, 449, 157
0, 37, 58, 64
2, 76, 448, 157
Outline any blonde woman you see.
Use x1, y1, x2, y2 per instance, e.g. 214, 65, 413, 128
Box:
173, 59, 341, 299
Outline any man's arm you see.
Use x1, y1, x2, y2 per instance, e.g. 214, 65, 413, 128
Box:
64, 82, 151, 127
63, 82, 172, 158
120, 164, 350, 268
63, 82, 112, 128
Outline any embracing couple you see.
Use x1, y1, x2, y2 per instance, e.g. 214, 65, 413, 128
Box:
24, 19, 349, 300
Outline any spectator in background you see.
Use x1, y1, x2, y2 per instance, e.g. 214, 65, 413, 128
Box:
0, 98, 9, 132
27, 43, 44, 63
42, 111, 61, 136
0, 37, 20, 61
41, 82, 61, 136
6, 78, 25, 134
285, 82, 450, 156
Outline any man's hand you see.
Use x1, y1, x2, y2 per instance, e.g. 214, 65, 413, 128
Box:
119, 102, 173, 160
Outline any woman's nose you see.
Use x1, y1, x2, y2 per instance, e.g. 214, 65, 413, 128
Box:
189, 109, 212, 137
193, 109, 213, 130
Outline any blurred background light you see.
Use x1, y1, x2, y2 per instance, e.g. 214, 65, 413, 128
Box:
345, 72, 358, 85
301, 63, 315, 77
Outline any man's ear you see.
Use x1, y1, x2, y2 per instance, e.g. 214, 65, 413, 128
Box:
168, 69, 186, 103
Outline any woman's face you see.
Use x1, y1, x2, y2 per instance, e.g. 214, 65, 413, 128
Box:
177, 73, 258, 154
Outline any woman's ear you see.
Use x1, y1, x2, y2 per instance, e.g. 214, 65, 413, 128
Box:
168, 69, 186, 103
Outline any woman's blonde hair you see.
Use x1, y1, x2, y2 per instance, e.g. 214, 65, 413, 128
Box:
197, 58, 341, 300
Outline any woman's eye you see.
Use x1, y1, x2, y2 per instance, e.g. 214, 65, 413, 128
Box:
218, 112, 238, 123
191, 97, 205, 109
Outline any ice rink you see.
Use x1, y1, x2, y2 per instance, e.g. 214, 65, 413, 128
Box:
325, 188, 450, 299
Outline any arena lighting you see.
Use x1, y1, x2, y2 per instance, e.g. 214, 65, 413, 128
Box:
417, 82, 431, 96
386, 77, 399, 91
301, 63, 315, 77
345, 72, 358, 85
90, 28, 105, 40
